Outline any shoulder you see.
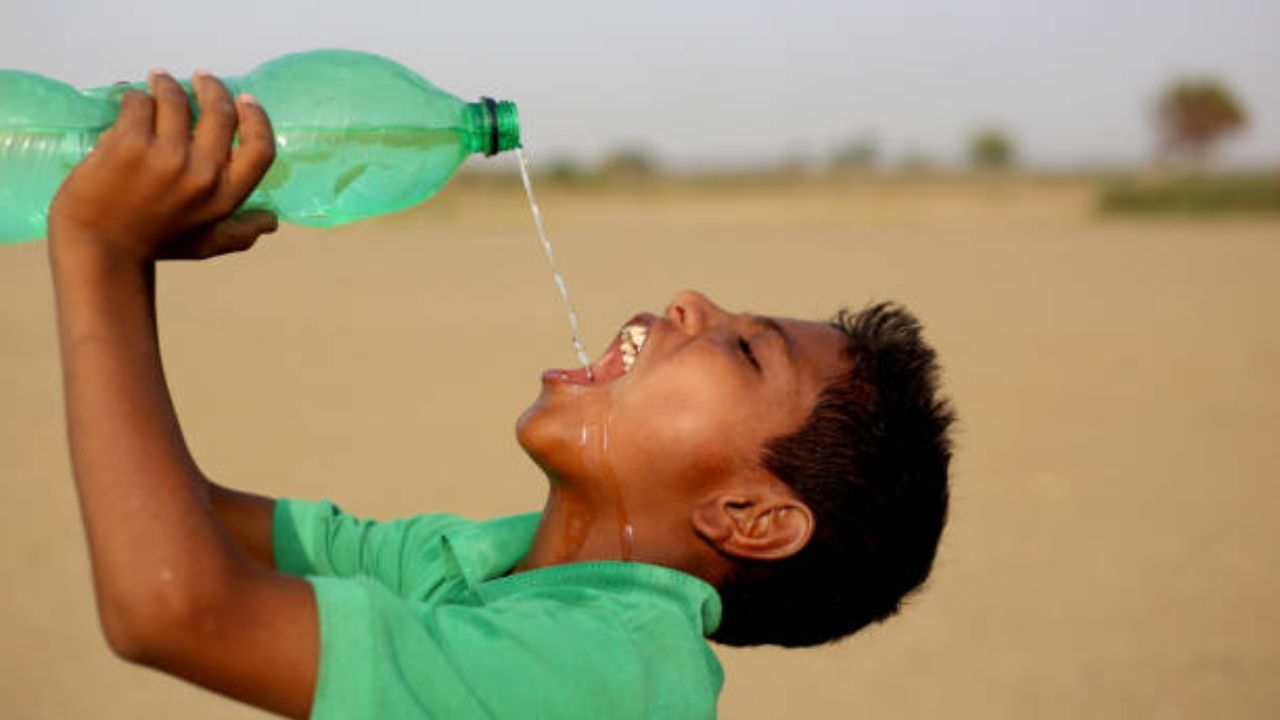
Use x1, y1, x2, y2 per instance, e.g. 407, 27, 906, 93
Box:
309, 576, 720, 719
468, 567, 725, 718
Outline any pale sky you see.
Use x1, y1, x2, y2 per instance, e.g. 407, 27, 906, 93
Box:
3, 0, 1276, 170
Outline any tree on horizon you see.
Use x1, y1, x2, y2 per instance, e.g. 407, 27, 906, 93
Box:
1156, 78, 1247, 172
831, 134, 879, 173
967, 127, 1016, 171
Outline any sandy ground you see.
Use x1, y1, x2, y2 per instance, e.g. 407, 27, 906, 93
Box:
2, 175, 1278, 718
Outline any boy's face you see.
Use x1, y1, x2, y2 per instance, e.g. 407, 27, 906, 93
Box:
517, 290, 847, 540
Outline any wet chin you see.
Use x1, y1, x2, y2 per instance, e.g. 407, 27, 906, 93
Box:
516, 396, 585, 475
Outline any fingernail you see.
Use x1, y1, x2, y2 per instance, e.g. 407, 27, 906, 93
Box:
193, 68, 211, 79
148, 68, 169, 80
236, 93, 259, 106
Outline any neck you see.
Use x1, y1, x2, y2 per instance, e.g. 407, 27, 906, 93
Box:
514, 476, 733, 589
516, 481, 632, 572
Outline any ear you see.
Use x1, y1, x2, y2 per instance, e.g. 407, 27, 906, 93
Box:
691, 488, 814, 562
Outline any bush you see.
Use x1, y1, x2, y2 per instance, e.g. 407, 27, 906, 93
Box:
831, 135, 879, 172
1098, 175, 1280, 215
967, 128, 1016, 170
598, 147, 659, 178
545, 157, 591, 185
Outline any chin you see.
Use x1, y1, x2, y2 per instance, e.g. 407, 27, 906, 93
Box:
516, 390, 587, 477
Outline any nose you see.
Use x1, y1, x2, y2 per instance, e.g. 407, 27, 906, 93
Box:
664, 290, 730, 333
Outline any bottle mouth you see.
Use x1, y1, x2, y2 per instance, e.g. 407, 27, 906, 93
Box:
481, 97, 521, 156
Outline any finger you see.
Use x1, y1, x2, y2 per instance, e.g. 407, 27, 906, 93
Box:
111, 90, 156, 144
190, 70, 237, 165
221, 93, 276, 208
148, 69, 191, 154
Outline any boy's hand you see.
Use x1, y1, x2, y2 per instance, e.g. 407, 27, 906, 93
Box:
49, 69, 278, 265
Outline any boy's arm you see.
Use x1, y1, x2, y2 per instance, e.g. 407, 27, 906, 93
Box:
49, 70, 315, 717
137, 247, 281, 569
208, 481, 277, 568
137, 258, 281, 569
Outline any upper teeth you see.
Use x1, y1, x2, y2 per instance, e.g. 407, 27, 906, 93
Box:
620, 325, 648, 373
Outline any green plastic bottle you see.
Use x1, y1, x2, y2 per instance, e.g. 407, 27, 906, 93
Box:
0, 49, 520, 244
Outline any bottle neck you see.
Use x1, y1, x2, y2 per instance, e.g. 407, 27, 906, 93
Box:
466, 98, 521, 157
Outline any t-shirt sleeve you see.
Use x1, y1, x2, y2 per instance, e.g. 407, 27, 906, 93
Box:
272, 498, 470, 596
305, 576, 656, 720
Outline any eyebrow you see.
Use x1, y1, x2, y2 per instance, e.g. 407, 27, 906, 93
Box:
753, 315, 796, 368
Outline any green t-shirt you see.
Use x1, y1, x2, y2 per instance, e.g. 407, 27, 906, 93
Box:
273, 499, 724, 719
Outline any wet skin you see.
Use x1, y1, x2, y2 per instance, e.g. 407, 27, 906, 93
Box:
515, 290, 850, 584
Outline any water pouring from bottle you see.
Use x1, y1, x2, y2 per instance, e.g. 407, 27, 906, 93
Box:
516, 147, 593, 378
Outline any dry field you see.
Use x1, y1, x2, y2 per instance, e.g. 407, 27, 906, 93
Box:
2, 175, 1278, 718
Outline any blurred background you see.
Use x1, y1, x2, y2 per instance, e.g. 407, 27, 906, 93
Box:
1, 1, 1277, 718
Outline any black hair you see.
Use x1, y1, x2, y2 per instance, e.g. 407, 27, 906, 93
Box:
712, 302, 954, 647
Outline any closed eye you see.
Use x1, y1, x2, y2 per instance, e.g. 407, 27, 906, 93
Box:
738, 336, 762, 371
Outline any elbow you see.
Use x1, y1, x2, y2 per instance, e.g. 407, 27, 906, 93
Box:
96, 572, 232, 666
100, 601, 155, 664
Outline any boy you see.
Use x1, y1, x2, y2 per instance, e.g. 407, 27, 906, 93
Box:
47, 70, 953, 718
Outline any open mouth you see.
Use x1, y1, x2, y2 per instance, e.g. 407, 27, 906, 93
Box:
542, 313, 656, 386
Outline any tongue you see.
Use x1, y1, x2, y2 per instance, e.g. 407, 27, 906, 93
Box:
564, 366, 596, 383
542, 364, 605, 385
543, 352, 625, 386
542, 331, 628, 385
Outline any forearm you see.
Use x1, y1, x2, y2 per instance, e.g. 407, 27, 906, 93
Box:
50, 238, 243, 644
142, 256, 280, 570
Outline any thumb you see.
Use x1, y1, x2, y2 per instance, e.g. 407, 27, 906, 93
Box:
220, 210, 279, 242
197, 210, 279, 258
